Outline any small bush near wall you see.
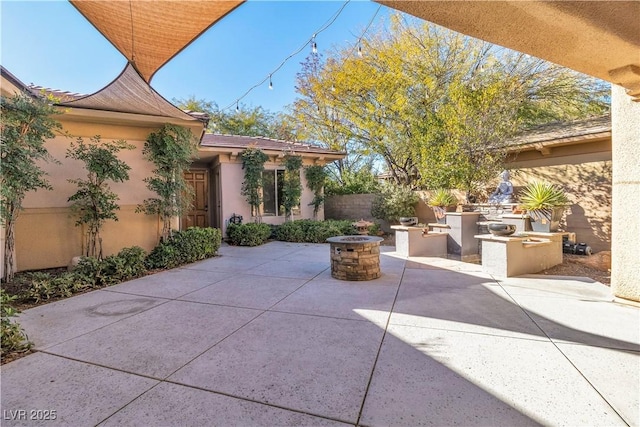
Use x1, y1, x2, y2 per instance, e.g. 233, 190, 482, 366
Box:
146, 227, 222, 269
23, 246, 149, 302
274, 219, 358, 243
227, 223, 272, 246
1, 289, 32, 361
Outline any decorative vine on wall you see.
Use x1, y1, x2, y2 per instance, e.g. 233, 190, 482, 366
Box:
304, 165, 326, 219
241, 147, 269, 220
282, 155, 303, 221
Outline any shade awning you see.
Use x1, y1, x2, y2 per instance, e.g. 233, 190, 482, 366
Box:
59, 63, 204, 122
70, 0, 245, 82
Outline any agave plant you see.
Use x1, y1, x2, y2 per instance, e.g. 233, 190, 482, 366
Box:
427, 189, 458, 207
519, 181, 569, 210
519, 181, 569, 232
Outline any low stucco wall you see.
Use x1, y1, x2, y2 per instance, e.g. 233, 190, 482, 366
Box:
15, 206, 160, 271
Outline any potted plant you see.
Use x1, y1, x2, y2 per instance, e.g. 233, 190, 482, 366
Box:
427, 189, 458, 224
519, 181, 569, 232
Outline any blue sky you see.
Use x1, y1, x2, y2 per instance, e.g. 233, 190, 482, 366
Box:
1, 0, 397, 113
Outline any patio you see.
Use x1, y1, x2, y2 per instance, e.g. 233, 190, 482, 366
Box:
2, 241, 638, 426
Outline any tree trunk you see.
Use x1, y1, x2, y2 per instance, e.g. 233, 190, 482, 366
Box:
3, 211, 17, 282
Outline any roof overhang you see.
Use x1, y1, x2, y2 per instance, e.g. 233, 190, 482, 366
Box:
378, 1, 640, 101
69, 0, 245, 82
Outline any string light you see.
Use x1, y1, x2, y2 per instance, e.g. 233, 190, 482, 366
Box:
350, 5, 381, 58
223, 0, 351, 111
222, 1, 383, 111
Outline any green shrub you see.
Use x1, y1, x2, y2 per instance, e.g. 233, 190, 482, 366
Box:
22, 271, 87, 303
273, 219, 358, 243
103, 246, 147, 284
274, 220, 306, 242
1, 289, 32, 359
371, 183, 419, 222
227, 222, 272, 246
146, 227, 221, 269
368, 222, 381, 236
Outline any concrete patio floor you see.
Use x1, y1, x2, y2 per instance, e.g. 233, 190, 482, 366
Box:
2, 241, 638, 426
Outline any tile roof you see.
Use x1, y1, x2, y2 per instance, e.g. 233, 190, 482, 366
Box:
200, 134, 346, 157
508, 115, 611, 147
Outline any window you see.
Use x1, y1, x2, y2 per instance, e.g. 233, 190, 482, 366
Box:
262, 169, 300, 217
263, 170, 284, 216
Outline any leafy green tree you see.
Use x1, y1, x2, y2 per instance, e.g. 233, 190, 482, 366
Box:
293, 14, 609, 196
0, 92, 61, 281
174, 96, 298, 140
241, 147, 269, 220
324, 168, 380, 196
67, 136, 134, 258
137, 124, 197, 242
293, 53, 375, 185
282, 155, 303, 221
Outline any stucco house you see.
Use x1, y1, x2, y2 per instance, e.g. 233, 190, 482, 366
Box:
193, 134, 344, 236
1, 65, 344, 274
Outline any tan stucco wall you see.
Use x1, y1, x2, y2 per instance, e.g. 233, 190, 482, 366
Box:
217, 155, 325, 238
15, 206, 160, 271
506, 151, 612, 253
13, 117, 188, 271
611, 84, 640, 302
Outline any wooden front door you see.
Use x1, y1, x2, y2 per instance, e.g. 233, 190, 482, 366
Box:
182, 170, 209, 229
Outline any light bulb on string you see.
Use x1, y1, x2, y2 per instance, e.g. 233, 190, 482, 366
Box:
269, 75, 273, 90
331, 84, 336, 93
357, 44, 363, 57
236, 102, 239, 112
312, 34, 317, 54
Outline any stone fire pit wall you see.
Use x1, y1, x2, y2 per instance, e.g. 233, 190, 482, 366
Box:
326, 236, 383, 281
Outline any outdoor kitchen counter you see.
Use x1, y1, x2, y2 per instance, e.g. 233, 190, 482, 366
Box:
475, 233, 563, 277
391, 225, 448, 258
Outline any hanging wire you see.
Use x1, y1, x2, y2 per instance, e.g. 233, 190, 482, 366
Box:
350, 4, 382, 57
224, 0, 352, 111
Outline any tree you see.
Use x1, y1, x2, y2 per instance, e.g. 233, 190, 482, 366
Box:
67, 136, 134, 258
292, 53, 376, 185
293, 14, 609, 196
137, 124, 197, 242
282, 155, 303, 221
173, 96, 298, 140
0, 92, 61, 282
241, 147, 269, 220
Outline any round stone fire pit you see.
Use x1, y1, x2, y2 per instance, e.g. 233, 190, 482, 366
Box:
327, 236, 384, 281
